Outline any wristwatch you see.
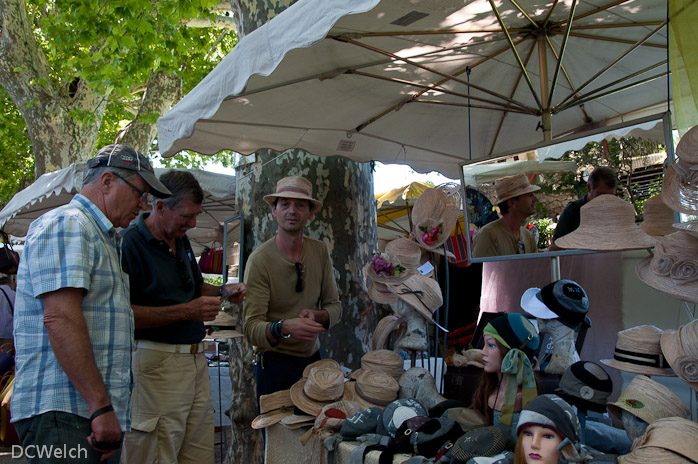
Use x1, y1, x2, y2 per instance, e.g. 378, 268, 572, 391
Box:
278, 319, 292, 339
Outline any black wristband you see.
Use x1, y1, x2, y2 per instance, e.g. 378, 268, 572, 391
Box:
90, 404, 114, 421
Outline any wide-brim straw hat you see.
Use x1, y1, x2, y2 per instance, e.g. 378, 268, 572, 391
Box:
607, 375, 689, 425
493, 173, 541, 205
387, 274, 443, 323
263, 175, 322, 211
660, 319, 698, 391
617, 417, 698, 464
364, 257, 415, 286
411, 187, 460, 252
302, 358, 343, 379
251, 407, 294, 429
367, 280, 398, 305
639, 195, 676, 237
384, 237, 422, 270
252, 389, 295, 429
280, 413, 315, 429
290, 367, 352, 416
555, 195, 656, 251
635, 231, 698, 304
372, 315, 406, 351
601, 325, 675, 376
344, 370, 399, 410
661, 161, 698, 215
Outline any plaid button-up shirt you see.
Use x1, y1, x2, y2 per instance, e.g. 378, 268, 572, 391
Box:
12, 194, 133, 430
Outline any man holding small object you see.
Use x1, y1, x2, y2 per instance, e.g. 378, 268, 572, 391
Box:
120, 170, 246, 463
12, 144, 171, 463
243, 176, 342, 400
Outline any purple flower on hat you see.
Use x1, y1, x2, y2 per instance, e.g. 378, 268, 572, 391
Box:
371, 254, 406, 278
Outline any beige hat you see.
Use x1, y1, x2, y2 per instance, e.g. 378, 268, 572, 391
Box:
411, 187, 460, 253
301, 358, 343, 379
493, 174, 540, 205
345, 369, 399, 409
388, 274, 443, 323
660, 319, 698, 391
251, 389, 294, 429
617, 417, 698, 464
290, 367, 350, 416
601, 325, 675, 376
607, 375, 689, 425
364, 255, 415, 285
263, 176, 322, 210
639, 195, 676, 237
372, 315, 406, 351
367, 280, 398, 305
280, 413, 315, 429
675, 124, 698, 163
384, 237, 422, 269
359, 349, 405, 379
635, 231, 698, 304
661, 161, 698, 215
555, 195, 656, 251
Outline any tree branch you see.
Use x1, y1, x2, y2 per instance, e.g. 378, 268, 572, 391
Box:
185, 14, 237, 30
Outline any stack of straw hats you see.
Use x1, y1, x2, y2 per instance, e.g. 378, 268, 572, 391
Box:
351, 349, 405, 380
365, 237, 421, 305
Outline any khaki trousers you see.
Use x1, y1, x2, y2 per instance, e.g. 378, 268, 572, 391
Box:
121, 348, 214, 464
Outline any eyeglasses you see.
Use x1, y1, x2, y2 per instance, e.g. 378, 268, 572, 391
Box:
176, 257, 193, 289
294, 262, 304, 292
516, 240, 525, 254
112, 171, 148, 200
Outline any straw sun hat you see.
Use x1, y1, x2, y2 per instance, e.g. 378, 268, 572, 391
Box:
263, 175, 322, 210
388, 274, 443, 323
372, 315, 406, 351
635, 231, 698, 304
617, 417, 698, 464
411, 187, 460, 254
662, 125, 698, 214
493, 173, 540, 205
251, 389, 294, 429
555, 194, 656, 251
601, 325, 675, 376
290, 367, 352, 416
384, 237, 422, 269
364, 254, 415, 286
607, 375, 689, 425
639, 195, 676, 237
345, 369, 400, 410
302, 358, 342, 379
660, 319, 698, 391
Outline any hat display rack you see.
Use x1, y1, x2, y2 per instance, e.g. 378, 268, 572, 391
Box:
365, 182, 462, 393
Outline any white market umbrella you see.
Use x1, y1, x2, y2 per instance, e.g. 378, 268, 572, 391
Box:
0, 164, 238, 255
157, 0, 669, 178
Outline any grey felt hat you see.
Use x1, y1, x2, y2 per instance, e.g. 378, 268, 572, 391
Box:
521, 279, 589, 328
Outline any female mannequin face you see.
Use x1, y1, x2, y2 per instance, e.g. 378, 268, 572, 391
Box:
482, 335, 504, 374
520, 425, 562, 464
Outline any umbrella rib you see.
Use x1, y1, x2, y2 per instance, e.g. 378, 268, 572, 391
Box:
558, 0, 633, 23
543, 36, 593, 124
413, 99, 532, 115
487, 0, 543, 110
548, 0, 578, 106
555, 21, 667, 109
568, 22, 665, 30
333, 36, 537, 113
567, 32, 666, 49
556, 67, 668, 112
507, 0, 539, 28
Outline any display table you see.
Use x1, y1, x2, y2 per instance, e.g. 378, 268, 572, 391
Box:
266, 423, 411, 464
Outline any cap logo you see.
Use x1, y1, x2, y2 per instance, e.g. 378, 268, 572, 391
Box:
579, 386, 594, 400
562, 283, 583, 300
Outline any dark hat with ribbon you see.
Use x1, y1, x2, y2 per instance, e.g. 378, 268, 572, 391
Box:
556, 361, 613, 413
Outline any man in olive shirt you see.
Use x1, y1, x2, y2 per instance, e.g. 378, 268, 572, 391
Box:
243, 176, 342, 400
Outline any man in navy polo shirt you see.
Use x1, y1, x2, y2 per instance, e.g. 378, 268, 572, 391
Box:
120, 170, 246, 463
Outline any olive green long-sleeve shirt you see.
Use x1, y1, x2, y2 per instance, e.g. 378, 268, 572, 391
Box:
242, 236, 341, 357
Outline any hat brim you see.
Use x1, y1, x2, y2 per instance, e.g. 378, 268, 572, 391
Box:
344, 381, 393, 410
618, 446, 695, 464
496, 184, 540, 205
599, 358, 676, 377
367, 281, 399, 305
251, 407, 293, 429
280, 414, 315, 429
263, 193, 322, 211
520, 288, 558, 319
290, 379, 353, 416
660, 330, 698, 392
661, 164, 698, 215
555, 224, 656, 251
139, 170, 172, 198
635, 255, 698, 304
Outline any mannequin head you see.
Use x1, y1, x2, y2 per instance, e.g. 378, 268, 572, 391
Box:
482, 335, 506, 375
514, 425, 562, 464
621, 409, 649, 442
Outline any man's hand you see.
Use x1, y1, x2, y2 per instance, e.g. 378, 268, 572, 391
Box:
185, 296, 222, 321
220, 283, 247, 304
282, 317, 326, 343
86, 408, 122, 462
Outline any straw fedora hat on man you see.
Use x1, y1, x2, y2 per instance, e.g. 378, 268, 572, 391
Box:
635, 231, 698, 304
660, 319, 698, 391
601, 325, 675, 376
411, 187, 460, 254
617, 417, 698, 464
387, 274, 443, 323
639, 194, 676, 237
290, 367, 352, 416
555, 194, 656, 251
607, 375, 689, 425
493, 173, 541, 205
263, 175, 323, 211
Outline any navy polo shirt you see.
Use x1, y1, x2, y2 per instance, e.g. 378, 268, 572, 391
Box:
121, 213, 206, 344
